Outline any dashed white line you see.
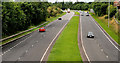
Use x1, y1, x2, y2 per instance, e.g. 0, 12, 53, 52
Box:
26, 50, 28, 53
101, 49, 103, 52
18, 57, 21, 60
80, 13, 91, 63
106, 56, 108, 58
32, 45, 34, 47
90, 15, 120, 51
40, 12, 74, 62
1, 35, 32, 56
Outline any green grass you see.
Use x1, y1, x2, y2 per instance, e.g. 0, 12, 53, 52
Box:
1, 12, 66, 45
48, 16, 83, 62
90, 13, 119, 45
75, 12, 80, 15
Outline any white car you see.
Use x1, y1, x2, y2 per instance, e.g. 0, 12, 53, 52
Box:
86, 13, 89, 16
87, 32, 94, 38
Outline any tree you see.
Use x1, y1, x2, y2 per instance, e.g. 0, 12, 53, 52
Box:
101, 3, 108, 15
107, 5, 116, 18
2, 2, 26, 36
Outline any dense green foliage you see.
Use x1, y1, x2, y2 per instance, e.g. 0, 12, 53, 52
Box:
2, 2, 62, 37
2, 2, 119, 37
115, 12, 120, 20
54, 2, 118, 18
54, 2, 89, 10
90, 12, 119, 44
47, 6, 62, 17
91, 2, 108, 16
106, 5, 116, 18
2, 2, 26, 36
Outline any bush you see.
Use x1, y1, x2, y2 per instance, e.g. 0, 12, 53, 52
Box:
115, 12, 120, 20
47, 6, 62, 17
105, 15, 108, 19
107, 5, 116, 18
2, 2, 62, 37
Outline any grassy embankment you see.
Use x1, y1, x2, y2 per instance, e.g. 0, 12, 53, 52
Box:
1, 13, 66, 45
48, 16, 83, 62
90, 12, 119, 45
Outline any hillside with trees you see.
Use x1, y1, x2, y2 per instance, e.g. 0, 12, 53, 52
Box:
2, 2, 119, 38
2, 2, 62, 37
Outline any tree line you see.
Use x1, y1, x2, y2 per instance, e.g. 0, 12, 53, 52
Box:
54, 2, 119, 19
2, 2, 119, 38
2, 2, 62, 37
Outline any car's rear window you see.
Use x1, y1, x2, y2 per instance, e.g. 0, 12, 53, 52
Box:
41, 28, 44, 29
89, 32, 93, 34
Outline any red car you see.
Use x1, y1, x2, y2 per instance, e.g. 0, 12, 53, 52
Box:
39, 27, 45, 32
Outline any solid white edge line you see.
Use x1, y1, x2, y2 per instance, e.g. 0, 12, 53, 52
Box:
89, 15, 120, 51
40, 12, 74, 62
1, 35, 32, 56
1, 12, 67, 56
80, 13, 91, 63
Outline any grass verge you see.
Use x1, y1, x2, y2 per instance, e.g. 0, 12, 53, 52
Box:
46, 13, 66, 22
1, 12, 66, 45
48, 16, 83, 62
75, 12, 80, 15
90, 12, 119, 45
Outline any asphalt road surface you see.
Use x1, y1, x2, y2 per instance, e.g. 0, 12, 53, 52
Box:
80, 12, 119, 62
2, 12, 74, 62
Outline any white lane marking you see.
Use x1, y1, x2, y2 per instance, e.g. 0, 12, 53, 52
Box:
80, 13, 91, 63
90, 15, 120, 51
18, 57, 21, 60
101, 49, 103, 52
32, 45, 34, 47
26, 50, 28, 53
1, 35, 32, 56
40, 12, 74, 62
106, 56, 108, 58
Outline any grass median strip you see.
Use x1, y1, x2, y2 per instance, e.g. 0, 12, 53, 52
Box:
1, 12, 66, 45
90, 13, 119, 44
48, 16, 83, 62
75, 12, 80, 15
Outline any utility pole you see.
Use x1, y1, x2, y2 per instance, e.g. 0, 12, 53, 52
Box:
108, 0, 110, 28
